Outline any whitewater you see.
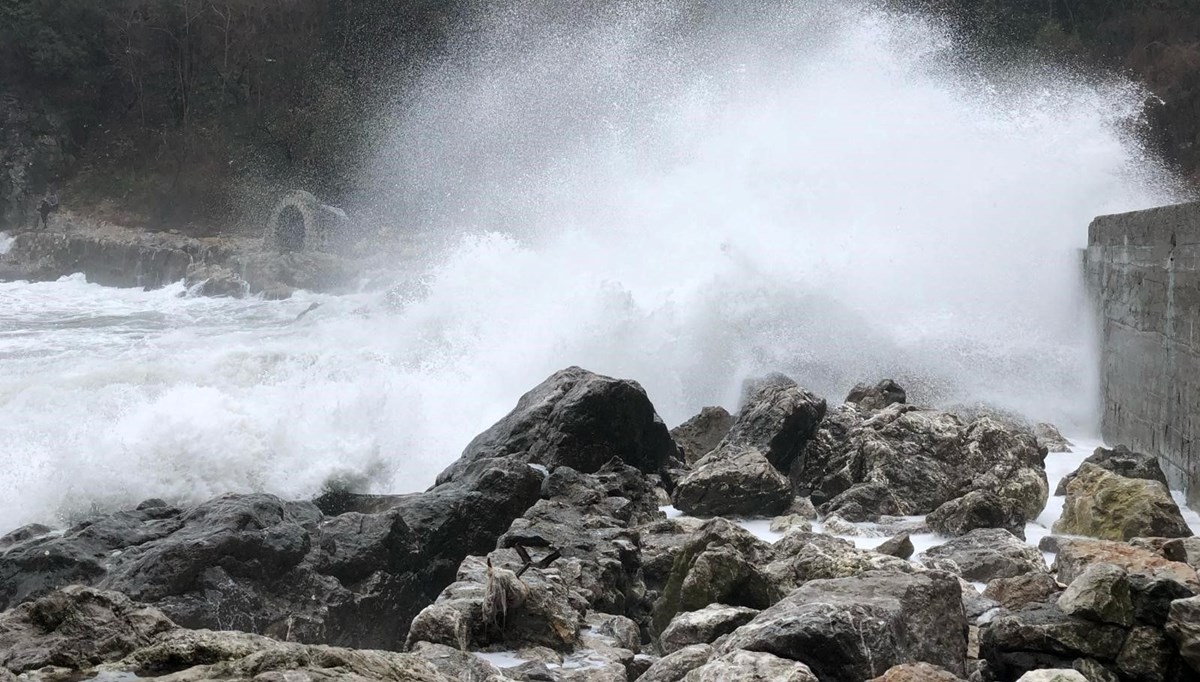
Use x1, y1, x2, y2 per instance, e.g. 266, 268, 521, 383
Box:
0, 1, 1186, 532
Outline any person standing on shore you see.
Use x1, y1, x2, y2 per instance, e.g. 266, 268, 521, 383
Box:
37, 192, 58, 229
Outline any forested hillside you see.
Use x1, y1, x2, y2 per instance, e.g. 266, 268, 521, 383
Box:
1, 0, 1198, 233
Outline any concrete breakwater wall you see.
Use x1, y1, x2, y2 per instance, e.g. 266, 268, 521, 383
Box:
1084, 200, 1200, 504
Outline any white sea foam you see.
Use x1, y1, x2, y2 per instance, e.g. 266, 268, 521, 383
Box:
0, 1, 1182, 532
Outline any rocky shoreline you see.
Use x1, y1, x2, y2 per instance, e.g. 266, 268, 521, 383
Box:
1, 367, 1198, 682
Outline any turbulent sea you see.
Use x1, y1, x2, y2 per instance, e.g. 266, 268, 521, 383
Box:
0, 0, 1185, 532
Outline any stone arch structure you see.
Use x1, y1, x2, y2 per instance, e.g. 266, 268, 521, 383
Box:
264, 190, 343, 253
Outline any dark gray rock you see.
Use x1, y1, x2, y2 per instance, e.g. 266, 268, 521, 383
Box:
876, 533, 915, 560
980, 603, 1128, 679
671, 407, 734, 465
714, 570, 968, 682
1167, 595, 1200, 673
1054, 445, 1169, 496
0, 586, 174, 674
1115, 626, 1177, 682
435, 366, 677, 485
659, 603, 759, 654
919, 529, 1047, 583
1128, 572, 1196, 626
672, 447, 792, 518
982, 573, 1062, 611
721, 375, 826, 472
637, 644, 712, 682
927, 490, 1028, 539
846, 379, 907, 410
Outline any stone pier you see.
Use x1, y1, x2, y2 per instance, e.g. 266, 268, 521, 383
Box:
1084, 200, 1200, 504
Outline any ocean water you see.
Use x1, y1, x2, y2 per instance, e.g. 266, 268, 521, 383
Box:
0, 0, 1183, 533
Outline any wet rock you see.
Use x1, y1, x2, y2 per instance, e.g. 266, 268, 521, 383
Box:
113, 628, 453, 681
683, 650, 818, 681
409, 642, 507, 681
436, 366, 677, 484
980, 603, 1128, 678
651, 519, 780, 636
982, 573, 1062, 611
0, 524, 54, 550
638, 643, 712, 682
0, 586, 174, 674
1167, 595, 1200, 672
1051, 537, 1200, 589
659, 604, 759, 654
720, 375, 826, 472
672, 447, 792, 518
876, 532, 915, 560
768, 515, 813, 534
1128, 572, 1196, 626
714, 570, 968, 682
1056, 563, 1134, 626
919, 529, 1048, 583
1053, 463, 1191, 541
867, 662, 966, 681
1115, 626, 1176, 681
1054, 445, 1169, 496
671, 407, 734, 465
1015, 671, 1087, 682
794, 406, 1047, 525
1034, 423, 1073, 453
927, 490, 1028, 539
185, 262, 247, 297
767, 529, 916, 587
846, 379, 907, 410
1072, 658, 1120, 682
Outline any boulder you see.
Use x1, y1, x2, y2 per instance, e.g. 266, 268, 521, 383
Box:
112, 628, 453, 681
980, 603, 1128, 678
1115, 626, 1177, 682
982, 573, 1062, 611
1034, 423, 1073, 454
1054, 445, 1169, 496
671, 407, 734, 465
435, 367, 677, 484
1056, 563, 1133, 626
875, 533, 915, 560
927, 490, 1027, 539
1015, 671, 1087, 682
0, 586, 174, 674
638, 644, 712, 682
846, 379, 907, 410
0, 458, 543, 649
919, 529, 1047, 583
682, 650, 818, 681
1167, 596, 1200, 673
409, 642, 508, 681
867, 663, 966, 681
719, 375, 826, 472
713, 570, 968, 682
793, 406, 1047, 525
651, 519, 781, 636
660, 604, 759, 654
1053, 463, 1191, 541
672, 447, 792, 518
1160, 536, 1200, 568
1050, 537, 1200, 589
1128, 572, 1196, 626
765, 530, 916, 588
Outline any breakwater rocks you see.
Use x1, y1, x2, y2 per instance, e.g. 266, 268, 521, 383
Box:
0, 208, 376, 299
2, 367, 1199, 681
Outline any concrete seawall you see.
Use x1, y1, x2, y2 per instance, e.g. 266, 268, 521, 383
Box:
1084, 200, 1200, 504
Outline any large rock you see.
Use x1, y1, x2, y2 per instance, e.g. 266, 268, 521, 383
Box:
0, 586, 174, 674
672, 448, 793, 517
1016, 672, 1087, 682
927, 490, 1027, 539
0, 458, 543, 649
1056, 563, 1133, 626
919, 529, 1047, 583
1034, 423, 1073, 454
981, 603, 1128, 678
1115, 626, 1177, 682
1168, 596, 1200, 673
713, 570, 968, 682
683, 650, 818, 681
719, 375, 826, 472
660, 604, 759, 654
1053, 463, 1191, 541
1050, 536, 1200, 589
867, 663, 966, 681
982, 573, 1062, 611
638, 644, 712, 682
845, 379, 907, 411
435, 367, 677, 484
671, 407, 734, 465
1054, 445, 1169, 495
792, 405, 1047, 525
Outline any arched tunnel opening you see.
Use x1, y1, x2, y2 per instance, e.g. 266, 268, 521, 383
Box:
277, 205, 306, 252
